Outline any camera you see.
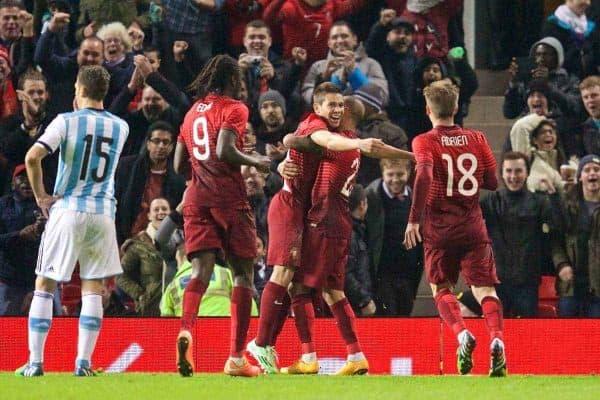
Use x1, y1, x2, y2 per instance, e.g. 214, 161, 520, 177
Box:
249, 56, 262, 66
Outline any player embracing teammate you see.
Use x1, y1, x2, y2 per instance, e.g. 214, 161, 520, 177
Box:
248, 83, 413, 375
404, 79, 508, 377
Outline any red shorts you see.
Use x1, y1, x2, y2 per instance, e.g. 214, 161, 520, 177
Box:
183, 204, 257, 259
266, 192, 306, 268
293, 225, 350, 291
424, 243, 499, 287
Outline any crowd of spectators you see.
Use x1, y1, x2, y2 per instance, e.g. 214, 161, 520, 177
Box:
0, 0, 598, 319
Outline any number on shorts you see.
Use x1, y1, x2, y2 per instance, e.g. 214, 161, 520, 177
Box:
192, 116, 210, 160
441, 153, 478, 196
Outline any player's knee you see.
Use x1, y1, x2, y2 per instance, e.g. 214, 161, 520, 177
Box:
430, 282, 452, 298
288, 282, 310, 298
35, 276, 57, 293
471, 286, 498, 304
270, 265, 295, 286
322, 289, 345, 305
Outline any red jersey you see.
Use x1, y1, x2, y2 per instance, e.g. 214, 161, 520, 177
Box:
263, 0, 365, 67
412, 125, 497, 247
280, 113, 328, 207
178, 93, 249, 208
307, 130, 361, 239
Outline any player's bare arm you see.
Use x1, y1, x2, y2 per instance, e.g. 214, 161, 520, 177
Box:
173, 142, 189, 175
364, 144, 415, 161
310, 130, 385, 153
24, 144, 59, 218
216, 128, 272, 173
282, 133, 321, 153
404, 162, 433, 250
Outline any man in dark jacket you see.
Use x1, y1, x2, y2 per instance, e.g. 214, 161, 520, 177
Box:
365, 14, 417, 132
115, 121, 186, 244
480, 152, 559, 317
579, 76, 600, 157
345, 184, 376, 316
365, 158, 422, 316
0, 165, 45, 315
353, 82, 408, 186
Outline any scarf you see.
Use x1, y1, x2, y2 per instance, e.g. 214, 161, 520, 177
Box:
145, 222, 158, 244
0, 79, 18, 122
406, 0, 444, 14
555, 4, 588, 36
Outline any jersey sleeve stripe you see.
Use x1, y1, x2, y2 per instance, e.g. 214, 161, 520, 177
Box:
35, 140, 53, 154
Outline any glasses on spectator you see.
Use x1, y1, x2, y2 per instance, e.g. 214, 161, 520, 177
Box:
148, 138, 172, 146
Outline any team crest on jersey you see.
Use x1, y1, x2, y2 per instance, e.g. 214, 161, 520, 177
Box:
196, 102, 213, 112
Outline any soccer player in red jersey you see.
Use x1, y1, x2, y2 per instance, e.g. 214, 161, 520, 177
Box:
403, 79, 507, 377
246, 83, 384, 374
280, 97, 414, 375
173, 55, 272, 378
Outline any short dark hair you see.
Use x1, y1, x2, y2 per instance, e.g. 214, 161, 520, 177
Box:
0, 0, 23, 10
147, 120, 176, 141
143, 46, 161, 58
313, 82, 342, 105
76, 65, 110, 101
17, 68, 47, 90
244, 19, 271, 36
349, 184, 366, 212
501, 151, 530, 174
330, 20, 354, 35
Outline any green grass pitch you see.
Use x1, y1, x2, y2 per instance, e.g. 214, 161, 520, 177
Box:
2, 373, 599, 400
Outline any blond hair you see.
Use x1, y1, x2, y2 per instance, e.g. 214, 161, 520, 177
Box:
423, 79, 459, 119
379, 158, 412, 172
580, 75, 600, 92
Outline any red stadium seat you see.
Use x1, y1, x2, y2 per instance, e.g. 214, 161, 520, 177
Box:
538, 276, 558, 318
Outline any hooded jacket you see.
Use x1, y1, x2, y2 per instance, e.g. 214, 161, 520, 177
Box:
503, 37, 581, 119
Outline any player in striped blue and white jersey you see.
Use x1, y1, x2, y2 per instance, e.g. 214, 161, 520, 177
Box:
16, 66, 129, 378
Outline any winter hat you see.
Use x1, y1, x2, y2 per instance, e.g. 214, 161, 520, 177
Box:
353, 82, 385, 112
577, 154, 600, 179
389, 17, 415, 33
530, 37, 565, 69
258, 90, 286, 115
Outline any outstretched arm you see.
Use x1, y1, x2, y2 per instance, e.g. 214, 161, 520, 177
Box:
282, 133, 321, 153
310, 130, 385, 153
216, 129, 272, 173
364, 144, 414, 161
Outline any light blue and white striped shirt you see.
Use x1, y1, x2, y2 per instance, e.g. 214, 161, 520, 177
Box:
36, 108, 129, 219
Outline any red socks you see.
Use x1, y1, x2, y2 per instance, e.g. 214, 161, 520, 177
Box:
269, 292, 290, 347
481, 296, 504, 341
230, 286, 253, 357
256, 281, 288, 347
330, 298, 362, 354
292, 293, 316, 354
434, 289, 466, 336
181, 277, 208, 331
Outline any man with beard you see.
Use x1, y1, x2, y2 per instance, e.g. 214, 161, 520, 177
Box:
0, 164, 46, 315
365, 11, 418, 132
302, 21, 388, 108
115, 120, 186, 243
110, 83, 182, 157
0, 69, 56, 196
242, 165, 269, 235
255, 90, 296, 160
0, 1, 34, 81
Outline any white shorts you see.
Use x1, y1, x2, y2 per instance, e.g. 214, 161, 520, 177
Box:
36, 208, 122, 282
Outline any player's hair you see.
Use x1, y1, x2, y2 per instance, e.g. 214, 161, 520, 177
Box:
580, 75, 600, 92
313, 82, 342, 106
76, 65, 110, 101
0, 0, 23, 10
349, 184, 366, 212
330, 20, 354, 35
147, 120, 176, 141
379, 158, 412, 173
501, 151, 530, 174
343, 96, 365, 125
187, 54, 242, 99
244, 19, 271, 36
96, 22, 132, 53
423, 79, 459, 119
17, 68, 47, 90
143, 46, 161, 58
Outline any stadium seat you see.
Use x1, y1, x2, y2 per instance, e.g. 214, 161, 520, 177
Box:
538, 276, 558, 318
